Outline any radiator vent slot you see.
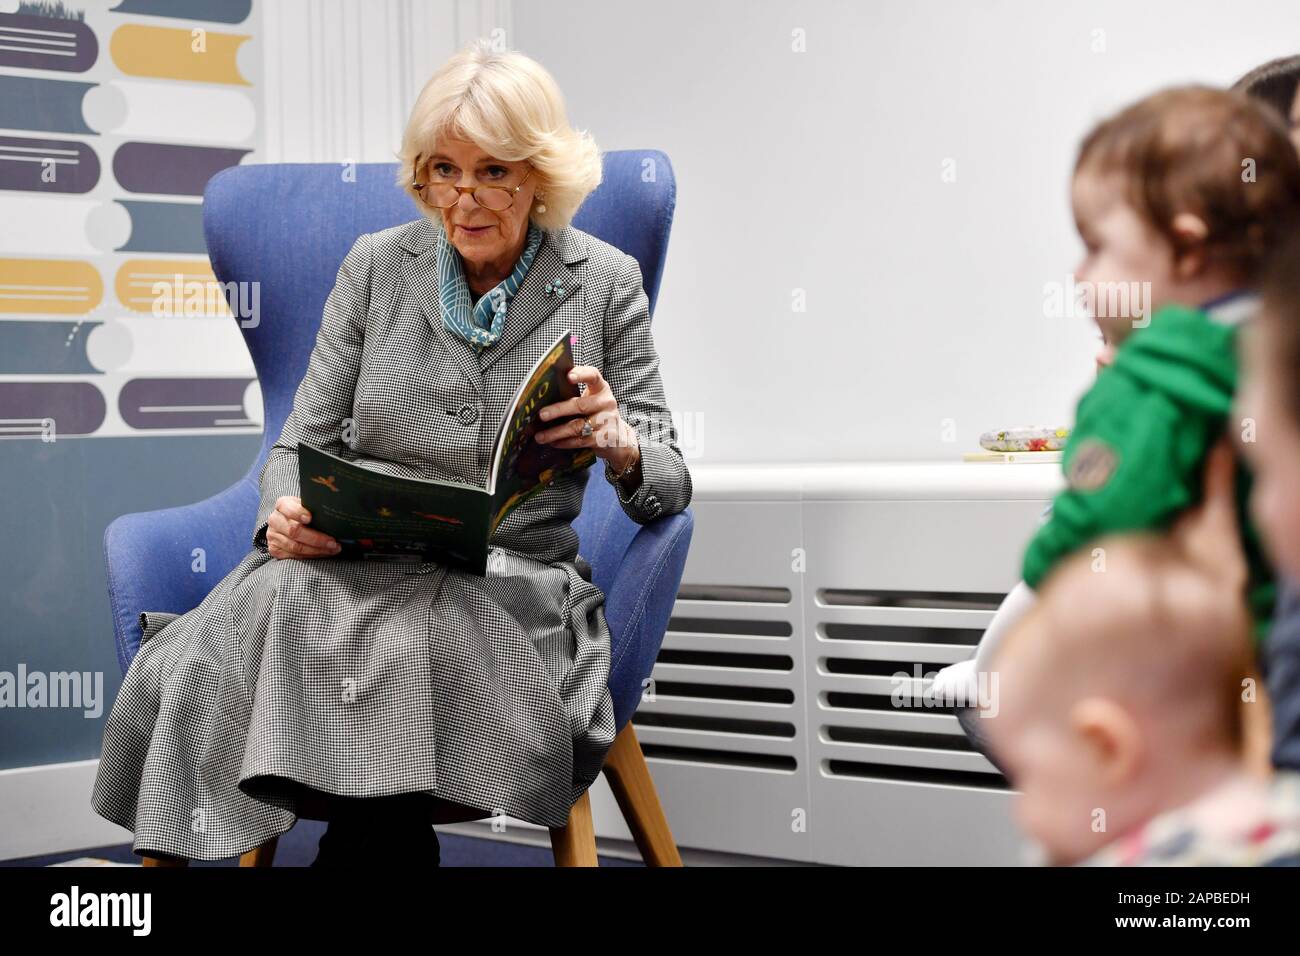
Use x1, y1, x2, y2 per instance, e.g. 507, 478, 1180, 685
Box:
826, 759, 1008, 790
824, 725, 973, 752
634, 712, 796, 738
822, 622, 982, 646
823, 657, 950, 677
643, 744, 798, 772
825, 690, 956, 715
658, 649, 794, 671
669, 616, 793, 637
818, 588, 1004, 611
678, 584, 792, 604
654, 681, 795, 705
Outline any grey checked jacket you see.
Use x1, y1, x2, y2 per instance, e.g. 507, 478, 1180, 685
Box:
253, 215, 692, 563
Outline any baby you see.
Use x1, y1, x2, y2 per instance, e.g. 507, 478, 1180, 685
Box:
1019, 85, 1300, 639
933, 85, 1300, 711
983, 533, 1300, 866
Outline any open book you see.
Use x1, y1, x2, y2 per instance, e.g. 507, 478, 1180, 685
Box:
298, 329, 597, 574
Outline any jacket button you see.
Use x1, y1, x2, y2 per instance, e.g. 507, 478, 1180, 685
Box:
457, 403, 478, 425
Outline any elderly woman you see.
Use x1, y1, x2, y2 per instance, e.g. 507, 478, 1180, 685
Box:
91, 40, 692, 867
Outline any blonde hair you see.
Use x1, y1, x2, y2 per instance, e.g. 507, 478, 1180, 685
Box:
395, 39, 602, 230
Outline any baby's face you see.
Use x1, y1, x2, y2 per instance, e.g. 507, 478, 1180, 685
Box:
988, 683, 1124, 864
1238, 320, 1300, 582
1071, 170, 1177, 370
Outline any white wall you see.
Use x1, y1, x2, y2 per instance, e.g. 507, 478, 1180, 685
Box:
512, 0, 1300, 462
259, 1, 1300, 463
260, 0, 511, 163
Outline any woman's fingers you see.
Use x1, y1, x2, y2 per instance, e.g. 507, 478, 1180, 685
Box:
567, 365, 605, 391
268, 531, 338, 560
538, 394, 590, 423
537, 367, 610, 425
268, 498, 340, 558
275, 495, 311, 523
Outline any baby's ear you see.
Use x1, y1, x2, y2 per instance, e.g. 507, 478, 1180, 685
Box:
1170, 212, 1211, 278
1171, 211, 1210, 241
1070, 696, 1142, 784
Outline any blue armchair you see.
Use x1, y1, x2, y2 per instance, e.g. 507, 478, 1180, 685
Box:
104, 152, 693, 867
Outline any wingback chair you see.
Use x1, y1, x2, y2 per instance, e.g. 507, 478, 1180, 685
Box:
103, 151, 693, 867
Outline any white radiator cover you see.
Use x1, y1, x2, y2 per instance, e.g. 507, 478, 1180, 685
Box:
591, 461, 1063, 865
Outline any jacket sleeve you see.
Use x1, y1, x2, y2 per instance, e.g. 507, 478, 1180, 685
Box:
1021, 370, 1211, 589
599, 253, 693, 525
251, 233, 373, 551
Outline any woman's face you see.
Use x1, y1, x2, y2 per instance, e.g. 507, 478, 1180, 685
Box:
422, 137, 538, 268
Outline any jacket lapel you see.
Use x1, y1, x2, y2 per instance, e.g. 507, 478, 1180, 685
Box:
398, 218, 587, 389
400, 219, 486, 396
480, 228, 585, 373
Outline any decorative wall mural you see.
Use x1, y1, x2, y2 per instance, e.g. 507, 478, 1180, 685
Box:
0, 0, 261, 440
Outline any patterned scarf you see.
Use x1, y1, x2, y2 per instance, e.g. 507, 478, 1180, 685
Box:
435, 221, 544, 353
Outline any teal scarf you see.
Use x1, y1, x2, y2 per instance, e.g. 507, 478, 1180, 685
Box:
436, 222, 544, 352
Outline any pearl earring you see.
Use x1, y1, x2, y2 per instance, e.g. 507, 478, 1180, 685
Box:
536, 192, 546, 214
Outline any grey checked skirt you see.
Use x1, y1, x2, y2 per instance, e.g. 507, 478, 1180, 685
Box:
91, 545, 616, 861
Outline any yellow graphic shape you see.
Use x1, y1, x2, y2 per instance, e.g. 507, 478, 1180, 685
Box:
110, 24, 251, 85
115, 259, 231, 316
0, 258, 103, 314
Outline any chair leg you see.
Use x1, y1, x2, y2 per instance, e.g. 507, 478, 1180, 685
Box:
549, 790, 599, 867
602, 723, 683, 867
239, 836, 278, 867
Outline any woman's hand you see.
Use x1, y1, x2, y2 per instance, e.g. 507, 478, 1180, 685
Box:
267, 495, 341, 560
533, 365, 641, 474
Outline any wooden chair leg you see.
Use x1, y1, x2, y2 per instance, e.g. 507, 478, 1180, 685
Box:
239, 836, 278, 867
602, 723, 683, 867
549, 790, 599, 867
140, 853, 188, 867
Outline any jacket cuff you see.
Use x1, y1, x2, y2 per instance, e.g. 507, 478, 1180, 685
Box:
604, 436, 669, 523
253, 449, 300, 552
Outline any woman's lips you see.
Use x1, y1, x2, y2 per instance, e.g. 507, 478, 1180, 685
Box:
457, 224, 493, 234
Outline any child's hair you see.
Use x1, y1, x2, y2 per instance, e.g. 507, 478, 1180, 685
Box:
1075, 85, 1300, 283
1259, 228, 1300, 425
1233, 54, 1300, 122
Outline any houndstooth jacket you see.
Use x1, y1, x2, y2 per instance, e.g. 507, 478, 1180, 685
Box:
255, 215, 692, 552
90, 215, 692, 858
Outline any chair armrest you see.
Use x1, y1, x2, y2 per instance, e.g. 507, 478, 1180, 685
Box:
603, 508, 694, 728
104, 477, 259, 674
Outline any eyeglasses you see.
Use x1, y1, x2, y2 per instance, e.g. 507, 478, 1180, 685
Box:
411, 155, 534, 211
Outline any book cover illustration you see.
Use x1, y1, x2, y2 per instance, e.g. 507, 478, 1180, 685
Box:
298, 330, 596, 574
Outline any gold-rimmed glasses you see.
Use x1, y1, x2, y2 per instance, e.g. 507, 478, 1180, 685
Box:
411, 155, 534, 210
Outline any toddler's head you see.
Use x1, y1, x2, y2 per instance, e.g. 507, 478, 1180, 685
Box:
1070, 86, 1300, 369
983, 535, 1254, 865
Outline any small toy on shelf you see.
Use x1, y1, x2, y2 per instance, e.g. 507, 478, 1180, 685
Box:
962, 425, 1070, 463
